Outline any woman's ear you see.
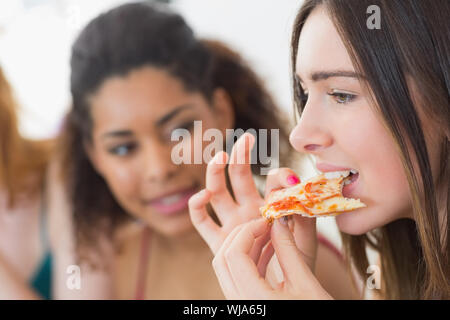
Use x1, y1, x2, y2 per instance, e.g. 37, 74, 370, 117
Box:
211, 88, 235, 133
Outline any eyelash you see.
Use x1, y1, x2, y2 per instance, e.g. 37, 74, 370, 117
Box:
179, 121, 195, 131
169, 121, 195, 138
297, 91, 357, 105
298, 91, 309, 104
108, 142, 137, 156
327, 91, 357, 104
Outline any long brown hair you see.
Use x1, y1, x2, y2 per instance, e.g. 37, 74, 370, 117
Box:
291, 0, 449, 299
60, 3, 293, 261
0, 66, 51, 206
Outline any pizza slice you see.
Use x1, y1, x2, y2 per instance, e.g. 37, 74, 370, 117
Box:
260, 170, 366, 221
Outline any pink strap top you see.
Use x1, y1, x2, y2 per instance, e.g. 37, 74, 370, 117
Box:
134, 227, 151, 300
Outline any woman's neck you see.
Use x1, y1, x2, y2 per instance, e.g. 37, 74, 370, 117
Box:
155, 227, 209, 253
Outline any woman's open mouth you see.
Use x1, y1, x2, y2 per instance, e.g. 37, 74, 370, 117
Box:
322, 169, 359, 197
342, 170, 359, 197
319, 167, 360, 198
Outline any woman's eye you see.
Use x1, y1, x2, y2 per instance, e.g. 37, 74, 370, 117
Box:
169, 121, 195, 138
294, 91, 308, 117
328, 92, 357, 104
296, 90, 308, 105
300, 91, 309, 103
108, 143, 136, 156
178, 121, 195, 131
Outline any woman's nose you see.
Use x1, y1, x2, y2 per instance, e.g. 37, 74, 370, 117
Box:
142, 141, 178, 183
289, 102, 333, 155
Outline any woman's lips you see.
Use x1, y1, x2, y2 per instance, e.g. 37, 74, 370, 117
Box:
316, 162, 352, 172
315, 162, 360, 198
342, 172, 359, 198
144, 187, 198, 216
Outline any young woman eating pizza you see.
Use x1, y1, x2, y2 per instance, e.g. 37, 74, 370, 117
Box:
189, 0, 449, 299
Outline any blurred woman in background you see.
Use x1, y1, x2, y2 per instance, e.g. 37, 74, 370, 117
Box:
49, 2, 356, 299
0, 66, 53, 299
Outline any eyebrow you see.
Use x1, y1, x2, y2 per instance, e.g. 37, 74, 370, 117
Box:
101, 130, 133, 140
155, 104, 193, 127
296, 70, 364, 83
101, 104, 194, 140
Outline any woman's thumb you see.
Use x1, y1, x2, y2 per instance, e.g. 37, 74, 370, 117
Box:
271, 217, 314, 287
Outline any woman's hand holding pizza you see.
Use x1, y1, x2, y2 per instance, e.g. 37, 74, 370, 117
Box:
189, 132, 330, 299
209, 215, 332, 299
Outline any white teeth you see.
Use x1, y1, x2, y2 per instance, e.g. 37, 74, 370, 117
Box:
324, 170, 350, 179
161, 194, 182, 205
343, 170, 359, 186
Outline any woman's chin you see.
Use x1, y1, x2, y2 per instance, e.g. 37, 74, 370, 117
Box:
161, 222, 195, 238
335, 208, 374, 236
143, 209, 195, 237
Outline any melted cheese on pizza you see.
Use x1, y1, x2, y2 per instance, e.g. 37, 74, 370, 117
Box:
260, 173, 366, 220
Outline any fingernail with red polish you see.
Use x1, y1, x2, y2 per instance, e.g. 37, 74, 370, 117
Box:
287, 174, 300, 185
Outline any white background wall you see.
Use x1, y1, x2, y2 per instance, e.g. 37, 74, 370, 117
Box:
0, 0, 303, 139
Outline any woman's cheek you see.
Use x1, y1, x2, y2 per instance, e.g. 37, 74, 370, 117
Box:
336, 108, 411, 233
102, 160, 141, 211
369, 116, 411, 210
353, 113, 412, 224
